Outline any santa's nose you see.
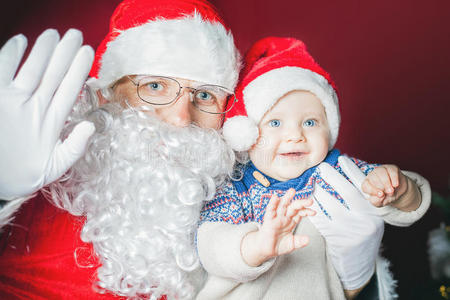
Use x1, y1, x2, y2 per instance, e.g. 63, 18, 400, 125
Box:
159, 89, 193, 127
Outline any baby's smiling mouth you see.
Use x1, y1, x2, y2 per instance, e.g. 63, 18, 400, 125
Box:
279, 152, 305, 159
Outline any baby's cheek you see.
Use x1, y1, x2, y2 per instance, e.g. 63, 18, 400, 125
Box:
314, 138, 329, 164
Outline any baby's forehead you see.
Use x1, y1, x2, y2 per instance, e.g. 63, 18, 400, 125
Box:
265, 89, 325, 115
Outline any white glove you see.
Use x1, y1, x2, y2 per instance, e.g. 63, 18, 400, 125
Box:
308, 155, 384, 290
0, 29, 95, 200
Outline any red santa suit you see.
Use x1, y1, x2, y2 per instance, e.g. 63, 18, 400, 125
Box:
0, 194, 129, 299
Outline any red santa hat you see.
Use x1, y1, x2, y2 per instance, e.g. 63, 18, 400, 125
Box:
223, 37, 340, 151
87, 0, 240, 91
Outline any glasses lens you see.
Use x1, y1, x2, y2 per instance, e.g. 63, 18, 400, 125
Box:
137, 76, 180, 105
193, 85, 235, 114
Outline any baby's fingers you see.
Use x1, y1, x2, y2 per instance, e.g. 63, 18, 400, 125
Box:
384, 165, 400, 188
286, 198, 315, 219
278, 188, 295, 216
265, 193, 281, 219
362, 177, 383, 197
373, 166, 396, 195
362, 180, 385, 207
367, 195, 385, 207
291, 208, 316, 226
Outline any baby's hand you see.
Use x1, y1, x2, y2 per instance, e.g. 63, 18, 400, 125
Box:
362, 164, 408, 207
258, 188, 315, 258
241, 188, 316, 267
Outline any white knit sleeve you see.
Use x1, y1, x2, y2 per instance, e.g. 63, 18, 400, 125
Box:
197, 221, 276, 282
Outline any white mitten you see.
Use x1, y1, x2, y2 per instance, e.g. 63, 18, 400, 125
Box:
308, 155, 384, 290
0, 29, 95, 200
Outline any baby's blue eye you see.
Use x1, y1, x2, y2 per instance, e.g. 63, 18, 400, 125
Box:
303, 119, 316, 127
269, 120, 281, 127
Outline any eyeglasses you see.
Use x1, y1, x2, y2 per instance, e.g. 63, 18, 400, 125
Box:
125, 75, 237, 115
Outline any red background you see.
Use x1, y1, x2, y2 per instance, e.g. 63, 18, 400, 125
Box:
1, 0, 449, 298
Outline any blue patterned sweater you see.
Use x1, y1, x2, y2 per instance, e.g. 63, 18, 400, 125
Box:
199, 149, 378, 225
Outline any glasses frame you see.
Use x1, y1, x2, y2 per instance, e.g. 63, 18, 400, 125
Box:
126, 75, 237, 115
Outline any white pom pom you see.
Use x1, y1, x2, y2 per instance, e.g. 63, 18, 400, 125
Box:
222, 116, 259, 151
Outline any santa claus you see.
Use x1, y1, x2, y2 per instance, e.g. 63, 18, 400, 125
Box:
0, 0, 239, 299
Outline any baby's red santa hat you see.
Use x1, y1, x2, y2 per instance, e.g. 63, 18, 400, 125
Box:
223, 37, 340, 151
87, 0, 240, 91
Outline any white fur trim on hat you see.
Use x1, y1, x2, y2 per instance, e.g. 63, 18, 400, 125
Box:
223, 116, 259, 151
87, 13, 240, 90
243, 66, 340, 148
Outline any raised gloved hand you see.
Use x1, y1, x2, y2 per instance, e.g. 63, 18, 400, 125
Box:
0, 29, 95, 200
308, 155, 384, 290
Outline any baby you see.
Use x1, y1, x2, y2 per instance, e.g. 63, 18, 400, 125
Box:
196, 37, 430, 300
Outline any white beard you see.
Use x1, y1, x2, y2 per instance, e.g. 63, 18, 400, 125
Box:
47, 91, 235, 299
